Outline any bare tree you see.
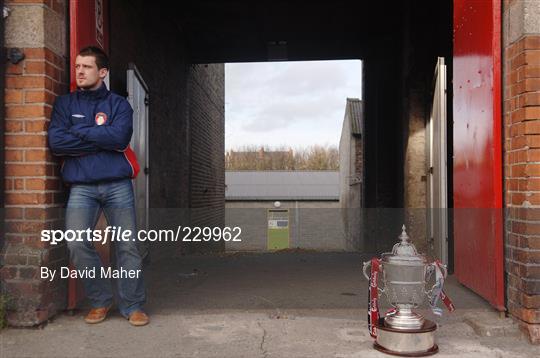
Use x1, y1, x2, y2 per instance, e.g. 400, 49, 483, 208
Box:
226, 145, 339, 170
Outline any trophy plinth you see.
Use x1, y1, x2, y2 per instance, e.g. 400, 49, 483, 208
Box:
375, 318, 439, 357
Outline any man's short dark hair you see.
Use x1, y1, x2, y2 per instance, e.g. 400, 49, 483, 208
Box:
78, 46, 109, 70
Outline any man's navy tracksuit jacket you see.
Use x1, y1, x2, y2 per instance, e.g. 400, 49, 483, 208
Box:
48, 83, 139, 184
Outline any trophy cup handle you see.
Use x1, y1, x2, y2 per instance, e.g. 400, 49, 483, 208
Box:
362, 261, 371, 281
438, 263, 448, 279
363, 261, 385, 294
425, 262, 448, 299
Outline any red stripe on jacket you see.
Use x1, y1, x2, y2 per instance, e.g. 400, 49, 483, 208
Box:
123, 146, 140, 178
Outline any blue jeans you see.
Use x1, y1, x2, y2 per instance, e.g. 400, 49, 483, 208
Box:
65, 178, 146, 317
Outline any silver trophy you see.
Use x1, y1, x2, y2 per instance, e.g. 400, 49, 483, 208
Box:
363, 225, 448, 356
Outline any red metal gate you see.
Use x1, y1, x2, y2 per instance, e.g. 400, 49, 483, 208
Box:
70, 0, 109, 90
453, 0, 505, 310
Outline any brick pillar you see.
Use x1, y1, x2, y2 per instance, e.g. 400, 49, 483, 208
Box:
1, 0, 68, 326
504, 0, 540, 344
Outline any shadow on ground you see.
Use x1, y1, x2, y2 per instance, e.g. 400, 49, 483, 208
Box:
144, 251, 489, 314
1, 252, 536, 358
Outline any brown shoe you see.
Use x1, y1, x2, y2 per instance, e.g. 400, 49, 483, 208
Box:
84, 306, 111, 324
128, 310, 149, 326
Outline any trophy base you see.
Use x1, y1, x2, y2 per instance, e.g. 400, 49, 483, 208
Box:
374, 318, 438, 357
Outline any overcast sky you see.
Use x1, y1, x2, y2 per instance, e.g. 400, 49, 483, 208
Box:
225, 60, 362, 151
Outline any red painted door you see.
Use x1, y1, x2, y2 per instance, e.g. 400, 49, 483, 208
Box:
453, 0, 505, 310
70, 0, 109, 90
68, 0, 110, 310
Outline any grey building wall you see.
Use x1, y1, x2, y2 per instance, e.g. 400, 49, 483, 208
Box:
187, 63, 225, 253
339, 100, 363, 251
226, 171, 339, 201
403, 87, 428, 254
109, 0, 189, 208
225, 201, 351, 252
339, 105, 352, 207
109, 0, 225, 258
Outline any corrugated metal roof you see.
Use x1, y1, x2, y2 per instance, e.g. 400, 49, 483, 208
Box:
346, 98, 363, 136
225, 171, 339, 201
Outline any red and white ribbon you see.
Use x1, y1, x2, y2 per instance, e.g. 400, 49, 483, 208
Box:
367, 258, 381, 338
429, 260, 455, 314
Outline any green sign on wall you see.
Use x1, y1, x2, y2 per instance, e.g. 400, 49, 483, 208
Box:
267, 209, 289, 250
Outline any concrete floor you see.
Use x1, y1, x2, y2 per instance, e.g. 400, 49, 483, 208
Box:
0, 252, 538, 357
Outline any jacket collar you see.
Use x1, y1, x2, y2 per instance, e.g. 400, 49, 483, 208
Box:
77, 82, 109, 101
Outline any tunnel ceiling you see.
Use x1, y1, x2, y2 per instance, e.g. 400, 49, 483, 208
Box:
172, 0, 406, 63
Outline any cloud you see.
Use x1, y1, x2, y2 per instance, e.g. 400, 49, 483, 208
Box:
225, 60, 362, 149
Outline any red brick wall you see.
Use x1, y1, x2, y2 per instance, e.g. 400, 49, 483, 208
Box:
1, 0, 69, 326
504, 35, 540, 343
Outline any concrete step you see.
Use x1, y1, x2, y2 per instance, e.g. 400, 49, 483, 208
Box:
463, 311, 521, 338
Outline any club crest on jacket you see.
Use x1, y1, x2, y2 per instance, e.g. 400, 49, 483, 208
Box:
95, 112, 108, 125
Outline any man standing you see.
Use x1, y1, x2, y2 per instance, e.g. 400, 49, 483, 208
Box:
48, 46, 148, 326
